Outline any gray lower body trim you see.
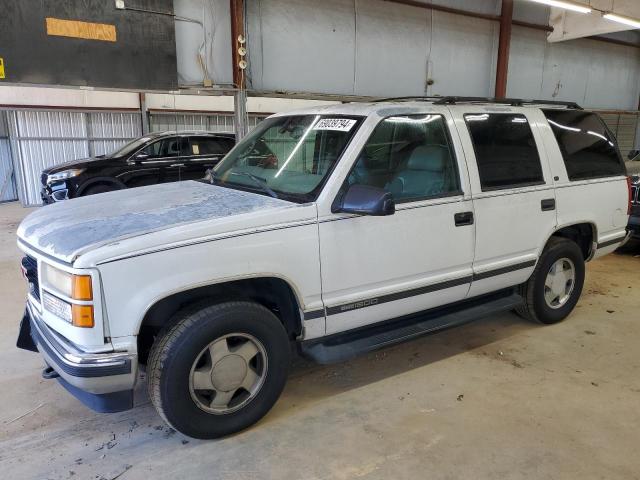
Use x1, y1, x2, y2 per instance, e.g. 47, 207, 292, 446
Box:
597, 234, 628, 249
305, 260, 536, 319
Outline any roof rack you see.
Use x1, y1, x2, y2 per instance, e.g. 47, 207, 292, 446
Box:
371, 96, 582, 110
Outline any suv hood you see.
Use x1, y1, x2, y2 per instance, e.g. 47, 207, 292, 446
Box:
43, 156, 108, 174
17, 181, 297, 264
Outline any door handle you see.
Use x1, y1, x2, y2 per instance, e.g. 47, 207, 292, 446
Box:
170, 163, 185, 167
454, 211, 474, 226
541, 198, 556, 211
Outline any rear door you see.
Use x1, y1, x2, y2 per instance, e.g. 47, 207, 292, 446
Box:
181, 136, 235, 181
451, 107, 558, 298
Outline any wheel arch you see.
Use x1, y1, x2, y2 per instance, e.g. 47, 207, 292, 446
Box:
545, 222, 597, 261
137, 276, 304, 365
77, 176, 126, 196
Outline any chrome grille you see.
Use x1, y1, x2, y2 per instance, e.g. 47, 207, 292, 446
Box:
21, 256, 40, 302
632, 185, 639, 205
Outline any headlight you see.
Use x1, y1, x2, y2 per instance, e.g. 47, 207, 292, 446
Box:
46, 168, 85, 184
41, 264, 94, 327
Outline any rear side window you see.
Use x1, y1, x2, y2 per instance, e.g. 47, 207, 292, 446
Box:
543, 110, 625, 180
189, 137, 232, 156
465, 113, 544, 191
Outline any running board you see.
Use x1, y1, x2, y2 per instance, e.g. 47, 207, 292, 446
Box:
299, 290, 523, 365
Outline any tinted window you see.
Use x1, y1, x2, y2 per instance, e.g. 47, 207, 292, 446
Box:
348, 114, 460, 202
465, 113, 543, 190
543, 110, 625, 180
190, 137, 232, 156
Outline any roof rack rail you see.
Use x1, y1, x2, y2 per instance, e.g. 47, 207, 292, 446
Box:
371, 96, 582, 110
371, 96, 445, 103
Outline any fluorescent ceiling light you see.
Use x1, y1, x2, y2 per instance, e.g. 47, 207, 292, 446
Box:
527, 0, 592, 14
603, 13, 640, 29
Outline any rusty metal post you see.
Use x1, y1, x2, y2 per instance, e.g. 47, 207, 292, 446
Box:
495, 0, 513, 99
230, 0, 248, 140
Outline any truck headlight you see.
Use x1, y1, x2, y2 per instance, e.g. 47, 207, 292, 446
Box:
41, 264, 94, 327
46, 168, 85, 184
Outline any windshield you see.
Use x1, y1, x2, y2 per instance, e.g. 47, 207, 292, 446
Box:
109, 136, 153, 158
213, 115, 362, 202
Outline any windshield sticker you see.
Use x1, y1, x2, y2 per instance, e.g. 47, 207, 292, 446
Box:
313, 118, 357, 132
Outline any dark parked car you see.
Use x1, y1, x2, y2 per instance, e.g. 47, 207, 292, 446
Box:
41, 131, 236, 203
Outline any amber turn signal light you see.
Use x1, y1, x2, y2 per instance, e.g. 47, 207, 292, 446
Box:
72, 275, 93, 301
72, 304, 94, 328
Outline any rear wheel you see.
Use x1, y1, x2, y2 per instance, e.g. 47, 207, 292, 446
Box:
516, 237, 585, 324
147, 301, 290, 439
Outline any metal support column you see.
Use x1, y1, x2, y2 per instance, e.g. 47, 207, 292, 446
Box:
139, 92, 150, 135
495, 0, 513, 99
230, 0, 248, 140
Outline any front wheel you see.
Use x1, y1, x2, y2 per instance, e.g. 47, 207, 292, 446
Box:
81, 183, 122, 196
147, 301, 290, 439
516, 237, 585, 325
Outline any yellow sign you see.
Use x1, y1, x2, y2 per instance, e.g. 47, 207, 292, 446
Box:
46, 18, 117, 42
0, 58, 4, 79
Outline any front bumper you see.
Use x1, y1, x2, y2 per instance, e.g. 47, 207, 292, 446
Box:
41, 184, 69, 204
18, 303, 137, 412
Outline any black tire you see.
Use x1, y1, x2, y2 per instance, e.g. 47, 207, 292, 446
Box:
147, 301, 290, 439
516, 237, 585, 325
81, 183, 121, 196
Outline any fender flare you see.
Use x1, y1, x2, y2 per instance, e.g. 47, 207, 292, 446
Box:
540, 221, 598, 260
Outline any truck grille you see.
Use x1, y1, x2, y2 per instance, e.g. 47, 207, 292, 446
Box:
21, 256, 40, 302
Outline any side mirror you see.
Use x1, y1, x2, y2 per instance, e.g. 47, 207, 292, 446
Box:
132, 152, 149, 163
333, 184, 395, 216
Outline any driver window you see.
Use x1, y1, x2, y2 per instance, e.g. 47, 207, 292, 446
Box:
140, 137, 181, 158
349, 114, 460, 202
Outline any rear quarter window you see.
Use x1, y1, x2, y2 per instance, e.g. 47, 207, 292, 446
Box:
543, 110, 626, 180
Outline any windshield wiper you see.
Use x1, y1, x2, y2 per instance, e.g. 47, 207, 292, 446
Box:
229, 171, 280, 199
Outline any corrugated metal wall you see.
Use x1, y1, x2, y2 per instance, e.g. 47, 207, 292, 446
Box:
149, 111, 267, 133
0, 112, 17, 202
599, 111, 640, 159
8, 109, 141, 206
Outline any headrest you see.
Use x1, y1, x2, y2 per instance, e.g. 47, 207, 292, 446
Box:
407, 146, 447, 171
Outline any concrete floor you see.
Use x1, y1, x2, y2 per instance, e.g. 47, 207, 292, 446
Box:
1, 200, 639, 480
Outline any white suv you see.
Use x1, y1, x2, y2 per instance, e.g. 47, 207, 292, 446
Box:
17, 97, 631, 439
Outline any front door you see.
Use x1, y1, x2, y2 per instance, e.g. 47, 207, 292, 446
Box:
318, 111, 476, 335
124, 136, 185, 187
